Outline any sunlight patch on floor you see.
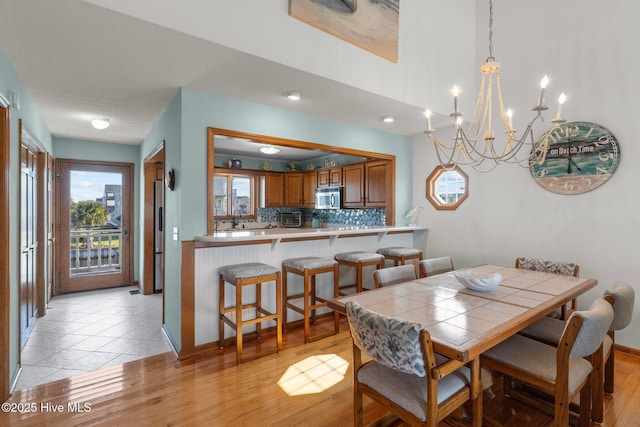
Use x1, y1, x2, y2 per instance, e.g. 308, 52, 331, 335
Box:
277, 353, 349, 396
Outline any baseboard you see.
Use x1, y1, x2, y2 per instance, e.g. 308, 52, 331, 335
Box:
615, 343, 640, 358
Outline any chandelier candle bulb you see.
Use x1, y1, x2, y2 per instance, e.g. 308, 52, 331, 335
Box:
538, 75, 549, 106
424, 109, 432, 130
555, 93, 567, 120
506, 109, 513, 128
452, 85, 460, 113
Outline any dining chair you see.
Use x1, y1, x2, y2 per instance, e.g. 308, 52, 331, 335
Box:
481, 298, 614, 427
515, 256, 580, 319
372, 264, 416, 288
345, 301, 482, 427
419, 256, 454, 278
518, 281, 635, 422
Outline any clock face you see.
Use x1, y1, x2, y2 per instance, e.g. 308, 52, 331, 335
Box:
530, 122, 620, 195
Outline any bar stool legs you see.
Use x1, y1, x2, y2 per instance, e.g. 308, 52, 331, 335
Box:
219, 263, 282, 365
283, 257, 339, 344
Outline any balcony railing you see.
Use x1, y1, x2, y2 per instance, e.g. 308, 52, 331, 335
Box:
70, 228, 121, 276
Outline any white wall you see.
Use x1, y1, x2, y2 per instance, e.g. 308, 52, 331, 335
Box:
414, 1, 640, 349
84, 0, 476, 114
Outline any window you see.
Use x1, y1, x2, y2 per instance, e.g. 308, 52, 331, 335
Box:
214, 173, 255, 219
425, 164, 468, 210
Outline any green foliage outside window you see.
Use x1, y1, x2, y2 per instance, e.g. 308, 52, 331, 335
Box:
70, 200, 109, 228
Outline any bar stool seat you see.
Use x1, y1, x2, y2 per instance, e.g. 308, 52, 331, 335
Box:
377, 246, 423, 266
219, 262, 282, 364
283, 257, 339, 343
335, 251, 384, 295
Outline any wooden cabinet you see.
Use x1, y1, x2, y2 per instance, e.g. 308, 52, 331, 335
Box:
343, 164, 365, 207
364, 161, 387, 207
303, 170, 317, 207
265, 173, 283, 207
283, 172, 304, 207
317, 167, 342, 187
343, 161, 388, 208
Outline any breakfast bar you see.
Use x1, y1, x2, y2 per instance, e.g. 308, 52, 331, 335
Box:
184, 225, 427, 352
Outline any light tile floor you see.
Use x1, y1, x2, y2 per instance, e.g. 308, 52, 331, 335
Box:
16, 286, 172, 390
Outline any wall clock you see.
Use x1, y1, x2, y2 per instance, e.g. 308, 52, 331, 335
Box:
529, 121, 620, 195
165, 168, 176, 191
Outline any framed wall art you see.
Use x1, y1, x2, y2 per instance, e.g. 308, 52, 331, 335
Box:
289, 0, 399, 63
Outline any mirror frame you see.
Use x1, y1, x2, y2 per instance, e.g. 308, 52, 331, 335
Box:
207, 127, 396, 234
425, 164, 469, 211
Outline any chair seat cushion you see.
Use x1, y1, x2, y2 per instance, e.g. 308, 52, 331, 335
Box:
335, 251, 384, 263
358, 356, 470, 422
377, 247, 422, 257
219, 262, 279, 281
283, 257, 337, 270
482, 334, 593, 395
519, 316, 566, 345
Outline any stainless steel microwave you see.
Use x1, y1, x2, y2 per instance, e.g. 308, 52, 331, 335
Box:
315, 187, 341, 210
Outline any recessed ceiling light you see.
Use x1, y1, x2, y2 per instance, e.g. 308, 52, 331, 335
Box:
382, 116, 395, 123
284, 91, 301, 101
91, 117, 110, 130
260, 145, 280, 155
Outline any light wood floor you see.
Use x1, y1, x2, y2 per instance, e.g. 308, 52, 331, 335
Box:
2, 318, 639, 426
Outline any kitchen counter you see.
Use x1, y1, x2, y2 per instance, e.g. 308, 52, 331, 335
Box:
196, 225, 426, 245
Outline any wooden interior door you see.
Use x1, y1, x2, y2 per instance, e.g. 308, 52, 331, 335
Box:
46, 154, 55, 303
57, 160, 133, 293
143, 144, 164, 296
19, 130, 40, 349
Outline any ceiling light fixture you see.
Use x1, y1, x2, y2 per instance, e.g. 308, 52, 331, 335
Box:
260, 145, 280, 155
91, 117, 110, 130
284, 91, 301, 101
382, 116, 395, 123
425, 0, 567, 172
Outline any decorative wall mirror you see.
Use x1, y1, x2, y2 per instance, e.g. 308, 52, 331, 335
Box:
425, 164, 468, 210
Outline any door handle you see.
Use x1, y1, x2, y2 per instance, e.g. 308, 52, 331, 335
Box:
123, 230, 129, 236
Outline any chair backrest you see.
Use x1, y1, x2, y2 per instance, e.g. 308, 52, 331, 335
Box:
419, 256, 454, 278
515, 257, 580, 277
346, 301, 426, 376
373, 265, 417, 287
605, 281, 635, 331
566, 298, 614, 359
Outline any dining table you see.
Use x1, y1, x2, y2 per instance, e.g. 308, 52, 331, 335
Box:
328, 264, 598, 363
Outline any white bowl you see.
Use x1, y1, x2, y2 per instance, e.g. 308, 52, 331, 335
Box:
454, 271, 502, 291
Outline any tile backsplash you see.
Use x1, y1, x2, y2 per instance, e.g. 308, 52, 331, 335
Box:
259, 208, 386, 226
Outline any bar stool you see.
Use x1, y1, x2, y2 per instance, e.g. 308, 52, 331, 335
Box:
219, 262, 282, 365
334, 251, 385, 295
282, 257, 339, 343
377, 246, 423, 266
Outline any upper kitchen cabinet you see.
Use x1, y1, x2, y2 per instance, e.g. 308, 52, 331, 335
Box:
265, 172, 284, 207
283, 172, 304, 207
303, 170, 317, 208
317, 167, 342, 187
343, 160, 388, 208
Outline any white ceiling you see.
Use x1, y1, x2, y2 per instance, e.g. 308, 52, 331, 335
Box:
0, 0, 433, 145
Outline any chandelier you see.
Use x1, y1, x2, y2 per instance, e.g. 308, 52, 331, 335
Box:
425, 0, 567, 172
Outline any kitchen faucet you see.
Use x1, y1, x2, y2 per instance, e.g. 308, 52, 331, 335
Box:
231, 210, 242, 229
